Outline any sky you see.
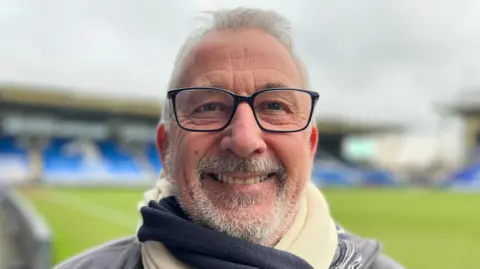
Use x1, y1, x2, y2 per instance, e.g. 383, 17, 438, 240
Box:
1, 0, 480, 138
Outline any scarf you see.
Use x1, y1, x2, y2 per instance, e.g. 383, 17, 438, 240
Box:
137, 172, 362, 269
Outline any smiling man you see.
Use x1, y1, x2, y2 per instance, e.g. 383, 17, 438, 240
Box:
56, 7, 403, 269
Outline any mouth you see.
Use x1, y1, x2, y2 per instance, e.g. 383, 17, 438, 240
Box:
201, 172, 276, 185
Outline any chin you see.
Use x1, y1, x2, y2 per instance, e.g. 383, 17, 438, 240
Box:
187, 190, 287, 245
177, 172, 297, 245
218, 200, 277, 222
210, 207, 281, 245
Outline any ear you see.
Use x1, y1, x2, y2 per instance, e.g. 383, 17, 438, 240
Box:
156, 124, 167, 166
309, 126, 319, 160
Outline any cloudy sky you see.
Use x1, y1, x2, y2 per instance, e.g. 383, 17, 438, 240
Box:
1, 0, 480, 136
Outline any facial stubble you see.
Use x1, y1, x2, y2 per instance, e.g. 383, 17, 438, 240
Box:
163, 143, 300, 246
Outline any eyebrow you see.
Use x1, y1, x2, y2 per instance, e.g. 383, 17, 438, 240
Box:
209, 82, 289, 92
262, 82, 288, 89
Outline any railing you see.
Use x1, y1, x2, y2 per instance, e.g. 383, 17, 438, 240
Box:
0, 187, 52, 269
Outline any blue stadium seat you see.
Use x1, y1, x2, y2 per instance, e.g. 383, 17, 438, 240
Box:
311, 168, 360, 187
0, 136, 28, 156
445, 161, 480, 189
146, 142, 162, 173
311, 152, 362, 187
42, 138, 86, 177
0, 135, 30, 183
361, 169, 398, 186
42, 138, 151, 182
96, 140, 141, 175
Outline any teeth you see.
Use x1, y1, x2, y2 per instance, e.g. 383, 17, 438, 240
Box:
215, 174, 268, 185
245, 178, 255, 185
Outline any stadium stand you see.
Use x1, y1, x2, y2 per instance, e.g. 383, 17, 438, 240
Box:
146, 142, 162, 173
0, 135, 31, 185
42, 138, 86, 179
312, 151, 362, 186
40, 137, 161, 183
361, 169, 398, 186
312, 150, 400, 187
0, 84, 402, 187
437, 85, 480, 189
444, 160, 480, 189
97, 140, 138, 172
0, 84, 164, 186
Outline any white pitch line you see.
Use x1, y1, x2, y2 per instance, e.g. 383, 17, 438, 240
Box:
44, 190, 140, 231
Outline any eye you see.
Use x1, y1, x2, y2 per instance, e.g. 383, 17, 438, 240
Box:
194, 103, 222, 113
258, 101, 289, 112
264, 102, 284, 111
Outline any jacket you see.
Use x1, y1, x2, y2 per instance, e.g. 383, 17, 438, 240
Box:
53, 233, 404, 269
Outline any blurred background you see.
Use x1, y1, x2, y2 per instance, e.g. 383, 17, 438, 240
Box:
0, 1, 479, 269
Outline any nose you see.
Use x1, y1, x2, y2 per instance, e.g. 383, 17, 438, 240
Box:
220, 103, 267, 158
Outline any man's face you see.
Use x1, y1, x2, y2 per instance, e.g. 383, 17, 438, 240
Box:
157, 28, 318, 245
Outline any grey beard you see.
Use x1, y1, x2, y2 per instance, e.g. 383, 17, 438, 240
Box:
163, 144, 297, 245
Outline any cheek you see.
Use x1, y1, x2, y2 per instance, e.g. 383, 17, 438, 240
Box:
276, 135, 311, 170
172, 133, 214, 184
271, 135, 312, 192
169, 134, 204, 206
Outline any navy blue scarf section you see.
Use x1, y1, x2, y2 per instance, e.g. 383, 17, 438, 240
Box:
137, 197, 314, 269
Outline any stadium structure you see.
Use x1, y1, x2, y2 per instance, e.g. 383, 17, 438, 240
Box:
438, 85, 480, 189
0, 83, 162, 186
0, 83, 404, 188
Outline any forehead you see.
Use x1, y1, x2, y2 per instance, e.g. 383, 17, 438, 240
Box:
178, 28, 303, 91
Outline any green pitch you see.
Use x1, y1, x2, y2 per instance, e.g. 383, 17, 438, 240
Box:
19, 187, 480, 269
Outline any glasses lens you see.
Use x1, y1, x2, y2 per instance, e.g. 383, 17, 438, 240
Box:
254, 89, 312, 131
174, 88, 235, 131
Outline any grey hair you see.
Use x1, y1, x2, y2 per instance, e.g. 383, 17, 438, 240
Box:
160, 7, 314, 127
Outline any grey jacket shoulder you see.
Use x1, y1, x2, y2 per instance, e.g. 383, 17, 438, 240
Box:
53, 236, 142, 269
54, 234, 404, 269
369, 253, 405, 269
346, 232, 405, 269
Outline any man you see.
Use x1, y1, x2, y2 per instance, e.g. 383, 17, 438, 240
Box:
56, 7, 404, 269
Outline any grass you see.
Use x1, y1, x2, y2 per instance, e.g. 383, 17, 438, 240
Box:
19, 187, 480, 269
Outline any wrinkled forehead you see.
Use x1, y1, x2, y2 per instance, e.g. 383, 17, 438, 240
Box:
177, 29, 303, 92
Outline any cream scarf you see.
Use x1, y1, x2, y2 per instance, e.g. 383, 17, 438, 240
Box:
138, 172, 338, 269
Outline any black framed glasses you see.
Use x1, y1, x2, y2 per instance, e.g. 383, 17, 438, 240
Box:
167, 87, 319, 133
